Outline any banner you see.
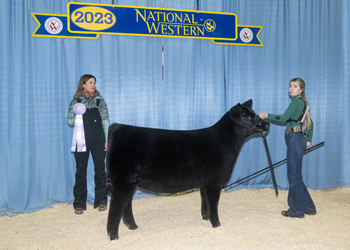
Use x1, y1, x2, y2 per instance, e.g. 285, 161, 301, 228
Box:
32, 2, 263, 46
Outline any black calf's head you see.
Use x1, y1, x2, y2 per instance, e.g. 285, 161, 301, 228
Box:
229, 100, 270, 134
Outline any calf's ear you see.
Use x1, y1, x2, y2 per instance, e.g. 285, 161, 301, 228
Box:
242, 99, 253, 108
229, 104, 241, 122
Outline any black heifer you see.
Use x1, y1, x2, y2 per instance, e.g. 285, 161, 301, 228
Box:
106, 100, 269, 240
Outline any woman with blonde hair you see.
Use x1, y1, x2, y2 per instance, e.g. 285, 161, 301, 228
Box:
258, 78, 316, 218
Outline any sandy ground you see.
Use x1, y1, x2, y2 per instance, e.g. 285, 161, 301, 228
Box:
1, 188, 349, 250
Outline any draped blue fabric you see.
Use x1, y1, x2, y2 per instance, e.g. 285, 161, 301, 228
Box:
0, 0, 349, 215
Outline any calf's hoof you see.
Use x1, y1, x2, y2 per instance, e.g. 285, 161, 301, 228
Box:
128, 224, 138, 230
109, 233, 119, 241
202, 215, 209, 220
211, 221, 221, 228
123, 219, 139, 230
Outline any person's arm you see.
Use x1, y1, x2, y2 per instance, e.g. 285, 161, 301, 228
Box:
306, 118, 314, 143
100, 98, 110, 151
267, 100, 297, 123
306, 120, 313, 151
67, 98, 78, 127
99, 98, 110, 142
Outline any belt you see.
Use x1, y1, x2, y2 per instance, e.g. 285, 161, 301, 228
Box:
285, 126, 308, 136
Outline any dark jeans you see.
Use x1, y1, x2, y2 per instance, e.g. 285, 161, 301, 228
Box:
285, 132, 316, 217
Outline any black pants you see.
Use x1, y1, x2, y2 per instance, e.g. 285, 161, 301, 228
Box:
73, 108, 107, 209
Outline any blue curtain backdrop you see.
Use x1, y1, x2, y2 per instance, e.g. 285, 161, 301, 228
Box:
0, 0, 349, 215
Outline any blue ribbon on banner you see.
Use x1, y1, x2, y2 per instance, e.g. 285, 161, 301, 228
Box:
31, 13, 98, 39
213, 26, 263, 46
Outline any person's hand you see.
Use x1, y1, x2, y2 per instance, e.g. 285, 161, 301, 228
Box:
258, 112, 268, 120
305, 142, 311, 152
104, 142, 108, 151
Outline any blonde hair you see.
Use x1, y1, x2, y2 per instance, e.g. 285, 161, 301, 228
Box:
74, 74, 100, 99
290, 78, 311, 131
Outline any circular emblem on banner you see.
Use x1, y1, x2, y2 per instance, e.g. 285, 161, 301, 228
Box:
44, 17, 63, 35
204, 19, 216, 32
240, 28, 253, 43
73, 103, 86, 115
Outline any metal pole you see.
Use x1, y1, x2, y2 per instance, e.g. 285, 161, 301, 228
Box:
224, 141, 325, 191
262, 133, 278, 196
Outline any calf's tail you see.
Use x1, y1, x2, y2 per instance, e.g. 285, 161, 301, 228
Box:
106, 172, 112, 196
106, 124, 118, 196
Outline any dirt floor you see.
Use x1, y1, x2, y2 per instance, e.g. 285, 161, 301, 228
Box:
1, 188, 349, 250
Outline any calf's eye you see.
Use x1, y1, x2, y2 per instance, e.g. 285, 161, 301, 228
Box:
244, 115, 253, 120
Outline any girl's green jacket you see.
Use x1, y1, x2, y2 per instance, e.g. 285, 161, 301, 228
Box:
267, 95, 313, 142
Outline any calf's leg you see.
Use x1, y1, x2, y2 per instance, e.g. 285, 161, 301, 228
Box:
107, 186, 136, 240
202, 186, 221, 228
123, 195, 138, 230
200, 187, 209, 220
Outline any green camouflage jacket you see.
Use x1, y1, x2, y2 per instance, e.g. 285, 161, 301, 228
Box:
67, 95, 110, 141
